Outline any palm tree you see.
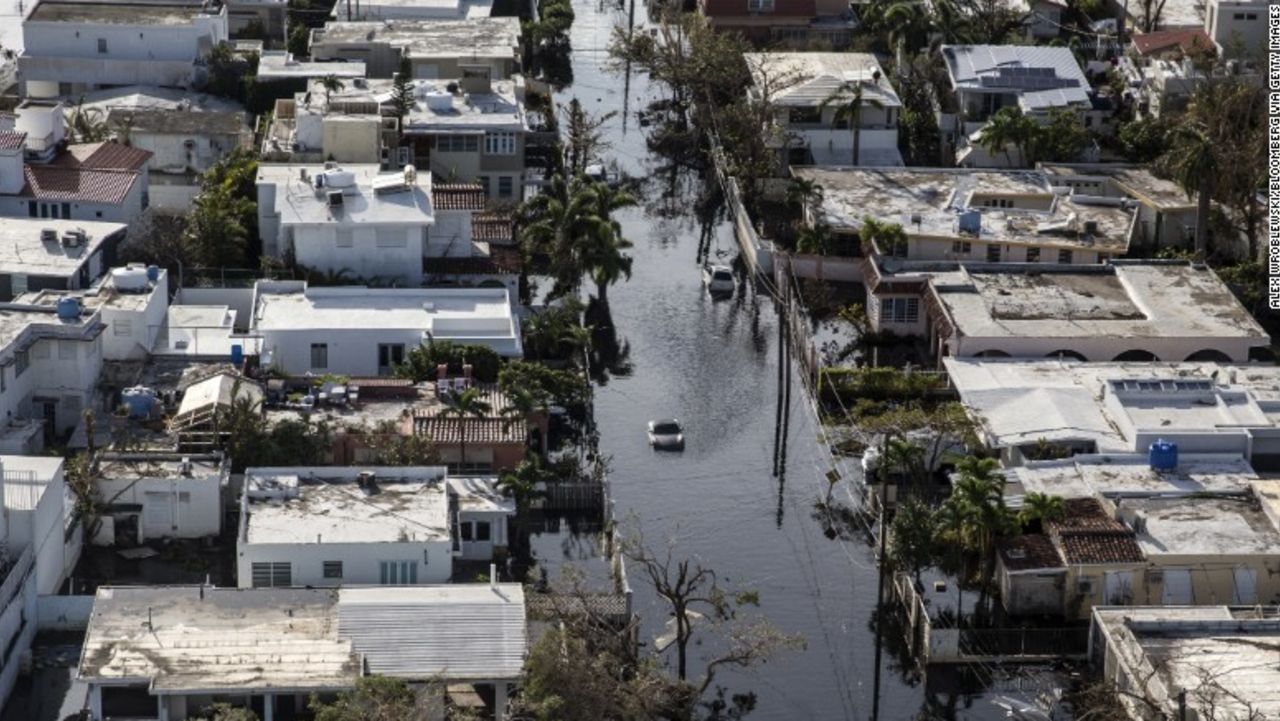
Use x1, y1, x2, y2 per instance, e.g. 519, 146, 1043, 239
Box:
319, 74, 345, 105
500, 384, 550, 455
796, 223, 833, 255
859, 216, 908, 257
440, 387, 491, 472
580, 181, 636, 305
951, 456, 1015, 619
976, 107, 1038, 168
786, 176, 824, 211
884, 437, 927, 490
820, 79, 886, 166
67, 99, 110, 143
1018, 491, 1065, 534
883, 0, 935, 61
498, 458, 550, 550
933, 498, 970, 621
1162, 122, 1216, 259
519, 176, 602, 298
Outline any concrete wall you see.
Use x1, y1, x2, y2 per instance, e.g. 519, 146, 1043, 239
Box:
96, 475, 223, 540
1000, 567, 1065, 616
1207, 0, 1266, 57
101, 271, 169, 361
178, 287, 255, 331
0, 550, 36, 717
37, 593, 93, 630
287, 224, 426, 285
951, 334, 1261, 364
237, 538, 452, 587
908, 236, 1108, 265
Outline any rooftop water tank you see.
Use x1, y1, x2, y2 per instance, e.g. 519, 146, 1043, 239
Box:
424, 91, 454, 112
55, 296, 80, 321
121, 386, 156, 420
230, 344, 244, 365
111, 267, 150, 292
957, 209, 982, 236
323, 169, 356, 188
1149, 439, 1178, 472
146, 265, 161, 282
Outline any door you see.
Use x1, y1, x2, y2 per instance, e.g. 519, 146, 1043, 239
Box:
1233, 566, 1258, 604
1104, 571, 1134, 605
143, 490, 173, 537
1161, 569, 1193, 605
377, 343, 405, 376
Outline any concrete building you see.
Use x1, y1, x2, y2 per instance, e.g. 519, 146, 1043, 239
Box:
1204, 0, 1265, 58
225, 0, 285, 37
924, 261, 1267, 364
78, 582, 527, 721
325, 0, 494, 21
103, 106, 252, 211
255, 163, 434, 281
1091, 606, 1280, 720
252, 282, 521, 376
255, 51, 367, 85
19, 0, 229, 98
944, 359, 1280, 468
309, 17, 520, 79
95, 453, 229, 545
699, 0, 855, 46
939, 45, 1095, 167
1040, 163, 1198, 252
744, 52, 901, 168
237, 466, 514, 587
0, 219, 126, 300
0, 455, 80, 713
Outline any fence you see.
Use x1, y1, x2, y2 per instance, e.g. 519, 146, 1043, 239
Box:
707, 130, 775, 277
889, 570, 1088, 665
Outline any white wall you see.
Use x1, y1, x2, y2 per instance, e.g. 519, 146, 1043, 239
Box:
427, 210, 475, 257
951, 334, 1259, 363
1207, 0, 1265, 57
263, 327, 429, 376
289, 224, 426, 284
101, 271, 169, 360
96, 475, 222, 540
237, 539, 453, 587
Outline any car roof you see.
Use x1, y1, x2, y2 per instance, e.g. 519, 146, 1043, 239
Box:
652, 418, 681, 426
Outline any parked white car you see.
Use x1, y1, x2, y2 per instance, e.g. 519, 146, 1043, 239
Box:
647, 419, 685, 450
702, 264, 734, 295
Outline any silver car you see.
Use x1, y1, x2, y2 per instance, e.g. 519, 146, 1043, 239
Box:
647, 419, 685, 450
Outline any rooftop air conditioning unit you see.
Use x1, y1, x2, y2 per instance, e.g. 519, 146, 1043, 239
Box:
40, 228, 57, 243
327, 190, 344, 208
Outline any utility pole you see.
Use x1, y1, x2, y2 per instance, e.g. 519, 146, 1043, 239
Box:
870, 478, 888, 721
772, 275, 786, 476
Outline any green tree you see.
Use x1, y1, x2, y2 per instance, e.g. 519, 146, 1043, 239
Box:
883, 437, 927, 488
1031, 108, 1090, 164
580, 181, 636, 304
951, 456, 1016, 618
795, 223, 833, 255
287, 23, 311, 57
67, 99, 109, 143
1118, 115, 1175, 163
185, 148, 259, 268
319, 74, 345, 105
396, 340, 502, 383
976, 106, 1038, 167
563, 97, 616, 177
498, 360, 588, 409
889, 496, 938, 584
820, 79, 886, 166
191, 703, 259, 721
1018, 491, 1065, 534
521, 299, 589, 362
389, 56, 415, 132
858, 216, 908, 257
310, 676, 417, 721
883, 0, 936, 56
440, 387, 491, 471
1162, 122, 1216, 259
498, 457, 550, 547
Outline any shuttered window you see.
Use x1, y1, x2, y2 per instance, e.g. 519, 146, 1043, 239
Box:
251, 562, 291, 588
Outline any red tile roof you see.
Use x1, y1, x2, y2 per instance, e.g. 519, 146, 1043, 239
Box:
473, 213, 513, 243
1047, 498, 1145, 565
55, 141, 152, 171
22, 165, 138, 205
433, 183, 486, 211
999, 534, 1065, 572
1133, 28, 1214, 57
412, 416, 524, 445
0, 131, 26, 150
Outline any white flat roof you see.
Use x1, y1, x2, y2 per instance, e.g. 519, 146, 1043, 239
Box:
243, 467, 451, 545
793, 166, 1134, 251
314, 17, 518, 59
744, 52, 900, 108
945, 359, 1280, 449
258, 163, 434, 227
0, 219, 121, 276
1095, 606, 1280, 721
79, 586, 359, 692
1125, 495, 1280, 556
256, 51, 367, 80
1010, 453, 1259, 499
97, 453, 223, 481
933, 262, 1266, 341
254, 286, 522, 356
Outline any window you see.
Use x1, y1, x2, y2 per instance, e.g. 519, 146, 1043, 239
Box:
475, 521, 491, 541
1025, 247, 1040, 263
323, 561, 343, 579
114, 318, 132, 337
986, 244, 1001, 262
1076, 578, 1095, 595
379, 560, 418, 585
879, 297, 920, 325
14, 350, 28, 378
97, 38, 107, 54
747, 0, 774, 10
310, 343, 328, 370
497, 176, 513, 198
251, 562, 291, 588
11, 274, 26, 296
376, 229, 406, 248
1058, 249, 1073, 264
377, 343, 405, 374
58, 341, 75, 361
951, 240, 971, 255
484, 131, 517, 155
61, 203, 70, 218
436, 135, 479, 153
335, 229, 354, 248
979, 197, 1013, 208
26, 202, 35, 218
478, 176, 490, 196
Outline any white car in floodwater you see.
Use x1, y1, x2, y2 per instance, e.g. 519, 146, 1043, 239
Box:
647, 419, 685, 450
702, 264, 735, 295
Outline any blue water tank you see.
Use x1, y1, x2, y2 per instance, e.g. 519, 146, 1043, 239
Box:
146, 265, 161, 282
121, 386, 156, 420
55, 297, 80, 321
957, 209, 982, 236
230, 344, 244, 365
1149, 439, 1178, 471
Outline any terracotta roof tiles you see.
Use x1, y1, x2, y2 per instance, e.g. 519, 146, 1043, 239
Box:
22, 165, 138, 205
1046, 498, 1145, 565
0, 131, 26, 150
1132, 28, 1214, 57
433, 183, 486, 211
999, 533, 1065, 571
55, 141, 152, 171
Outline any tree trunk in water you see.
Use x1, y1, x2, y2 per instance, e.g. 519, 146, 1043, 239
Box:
1195, 178, 1210, 260
853, 126, 861, 166
596, 278, 608, 305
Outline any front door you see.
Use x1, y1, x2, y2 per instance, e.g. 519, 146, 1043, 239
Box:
1162, 569, 1193, 605
377, 343, 405, 376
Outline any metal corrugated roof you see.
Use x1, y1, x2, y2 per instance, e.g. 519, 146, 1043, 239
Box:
338, 584, 527, 681
942, 45, 1090, 112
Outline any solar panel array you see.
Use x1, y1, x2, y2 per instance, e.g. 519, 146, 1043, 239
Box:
977, 66, 1076, 90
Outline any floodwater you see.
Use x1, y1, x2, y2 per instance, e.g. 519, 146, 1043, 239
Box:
523, 2, 1071, 719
